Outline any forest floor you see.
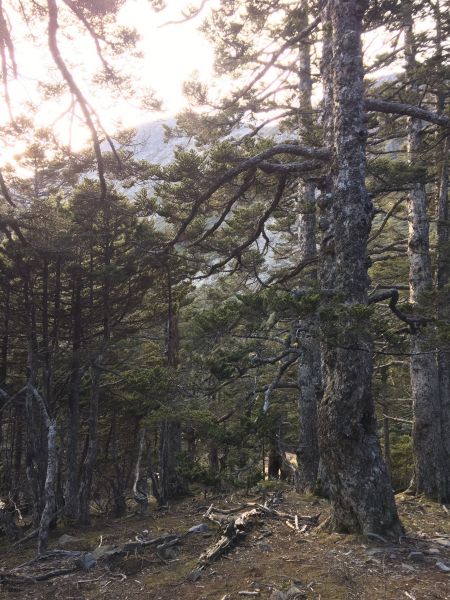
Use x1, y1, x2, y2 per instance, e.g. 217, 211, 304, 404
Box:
0, 490, 449, 600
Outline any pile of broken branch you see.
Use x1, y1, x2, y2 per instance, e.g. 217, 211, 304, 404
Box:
190, 495, 321, 581
0, 493, 321, 589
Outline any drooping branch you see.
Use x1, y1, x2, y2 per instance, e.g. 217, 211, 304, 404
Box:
47, 0, 107, 202
191, 169, 256, 245
166, 144, 328, 249
196, 174, 288, 277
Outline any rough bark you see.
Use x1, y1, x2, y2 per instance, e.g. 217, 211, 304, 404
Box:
435, 2, 450, 499
295, 0, 321, 494
317, 0, 402, 536
404, 14, 442, 500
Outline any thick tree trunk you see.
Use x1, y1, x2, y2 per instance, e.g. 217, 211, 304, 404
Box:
295, 0, 321, 494
404, 16, 442, 500
434, 0, 450, 503
317, 0, 402, 536
436, 133, 450, 502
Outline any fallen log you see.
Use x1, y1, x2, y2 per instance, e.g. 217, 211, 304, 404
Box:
189, 507, 262, 580
1, 533, 182, 586
190, 499, 321, 581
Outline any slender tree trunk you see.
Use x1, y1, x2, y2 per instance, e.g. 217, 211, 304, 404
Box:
12, 402, 23, 497
1, 279, 10, 385
78, 359, 100, 525
37, 418, 57, 555
64, 270, 82, 520
295, 0, 321, 494
267, 436, 282, 479
158, 266, 186, 504
133, 427, 148, 513
24, 277, 46, 527
317, 0, 402, 536
404, 15, 442, 500
0, 279, 10, 455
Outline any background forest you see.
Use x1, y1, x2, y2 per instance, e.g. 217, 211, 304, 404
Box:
0, 1, 448, 587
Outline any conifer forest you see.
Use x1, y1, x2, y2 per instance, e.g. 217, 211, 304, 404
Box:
0, 1, 449, 598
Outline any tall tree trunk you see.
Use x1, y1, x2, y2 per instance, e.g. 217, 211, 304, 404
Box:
434, 1, 450, 500
24, 277, 46, 527
78, 358, 100, 525
158, 266, 186, 504
295, 0, 321, 493
64, 269, 82, 520
0, 278, 10, 454
436, 137, 450, 502
317, 0, 402, 536
404, 14, 442, 500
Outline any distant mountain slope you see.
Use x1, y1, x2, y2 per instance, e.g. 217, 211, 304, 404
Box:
132, 118, 190, 165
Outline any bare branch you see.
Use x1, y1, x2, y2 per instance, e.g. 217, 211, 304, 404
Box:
47, 0, 107, 201
368, 289, 428, 333
366, 98, 450, 128
159, 0, 209, 27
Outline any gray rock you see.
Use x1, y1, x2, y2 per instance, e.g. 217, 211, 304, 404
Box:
436, 561, 450, 573
270, 591, 286, 600
188, 523, 210, 534
424, 547, 440, 555
81, 552, 96, 570
286, 586, 306, 599
257, 542, 272, 553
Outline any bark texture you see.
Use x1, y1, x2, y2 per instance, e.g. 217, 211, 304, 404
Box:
404, 15, 442, 500
318, 0, 402, 536
434, 0, 450, 503
295, 0, 321, 493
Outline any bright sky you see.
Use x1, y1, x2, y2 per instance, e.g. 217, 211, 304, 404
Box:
0, 0, 217, 161
0, 1, 428, 166
117, 0, 215, 115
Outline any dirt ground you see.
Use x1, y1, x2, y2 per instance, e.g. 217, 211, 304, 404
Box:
0, 491, 449, 600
